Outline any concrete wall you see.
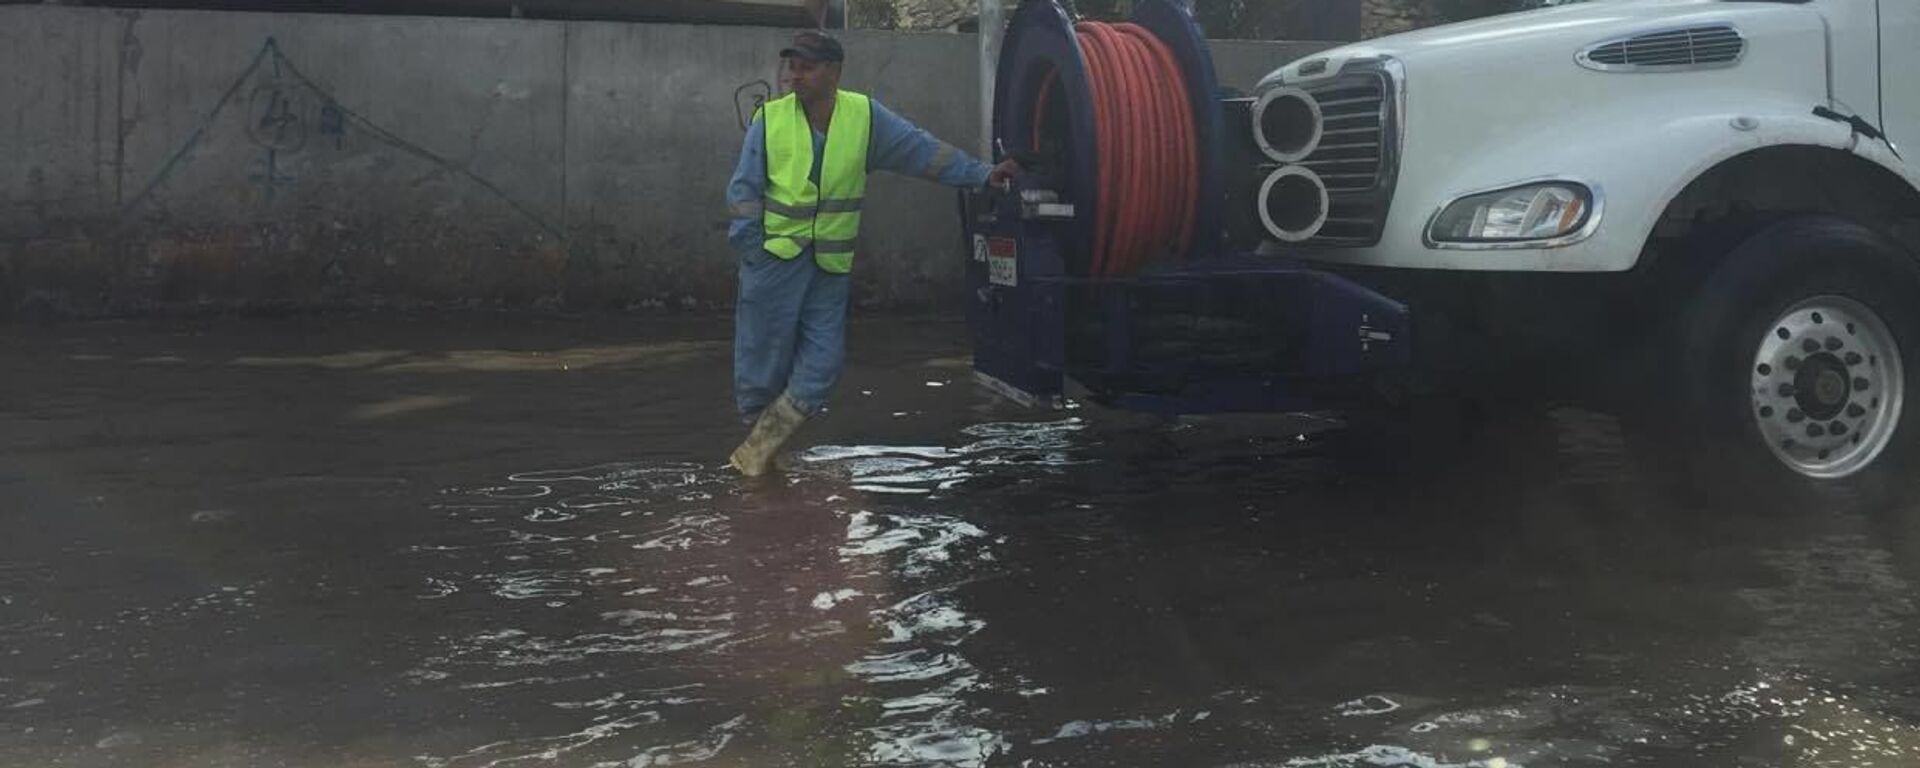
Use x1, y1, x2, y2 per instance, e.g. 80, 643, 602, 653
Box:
0, 5, 1321, 317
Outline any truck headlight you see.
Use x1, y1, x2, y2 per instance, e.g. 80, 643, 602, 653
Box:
1427, 181, 1597, 247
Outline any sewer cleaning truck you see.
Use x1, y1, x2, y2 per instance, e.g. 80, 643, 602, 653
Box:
966, 0, 1920, 500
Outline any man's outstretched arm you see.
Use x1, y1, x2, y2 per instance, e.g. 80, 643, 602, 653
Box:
868, 100, 1019, 189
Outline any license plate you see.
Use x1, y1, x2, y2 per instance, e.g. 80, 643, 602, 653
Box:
987, 237, 1017, 287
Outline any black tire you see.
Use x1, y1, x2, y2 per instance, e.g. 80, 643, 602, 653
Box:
1641, 216, 1920, 510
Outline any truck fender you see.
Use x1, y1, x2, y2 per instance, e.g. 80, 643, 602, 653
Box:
1406, 104, 1880, 273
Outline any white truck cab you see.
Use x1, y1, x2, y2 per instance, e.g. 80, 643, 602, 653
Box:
1249, 0, 1920, 496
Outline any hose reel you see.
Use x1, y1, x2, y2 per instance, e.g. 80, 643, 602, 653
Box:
993, 0, 1331, 275
967, 0, 1414, 419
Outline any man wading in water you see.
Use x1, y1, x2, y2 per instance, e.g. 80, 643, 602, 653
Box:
723, 30, 1021, 476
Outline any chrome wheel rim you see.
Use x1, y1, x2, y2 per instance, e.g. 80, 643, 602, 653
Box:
1751, 295, 1905, 479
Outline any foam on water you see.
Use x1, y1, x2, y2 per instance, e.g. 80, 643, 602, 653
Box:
1276, 745, 1518, 768
801, 418, 1087, 496
840, 512, 992, 579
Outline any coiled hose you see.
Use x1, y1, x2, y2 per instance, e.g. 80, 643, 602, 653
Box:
1030, 20, 1198, 277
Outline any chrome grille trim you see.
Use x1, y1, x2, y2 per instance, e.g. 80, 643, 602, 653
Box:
1290, 59, 1400, 247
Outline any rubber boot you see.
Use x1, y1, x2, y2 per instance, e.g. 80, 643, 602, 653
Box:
729, 394, 809, 477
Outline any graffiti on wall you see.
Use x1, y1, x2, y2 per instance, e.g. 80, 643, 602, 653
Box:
733, 58, 795, 131
123, 37, 557, 236
733, 80, 771, 132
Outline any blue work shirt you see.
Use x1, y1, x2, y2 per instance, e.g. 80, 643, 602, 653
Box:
725, 96, 993, 259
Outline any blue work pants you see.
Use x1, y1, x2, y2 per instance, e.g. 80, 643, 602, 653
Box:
733, 249, 849, 424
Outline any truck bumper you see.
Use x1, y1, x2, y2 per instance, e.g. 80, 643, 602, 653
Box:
969, 243, 1411, 415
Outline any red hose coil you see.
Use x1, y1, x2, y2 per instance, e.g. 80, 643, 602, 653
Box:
1034, 21, 1198, 277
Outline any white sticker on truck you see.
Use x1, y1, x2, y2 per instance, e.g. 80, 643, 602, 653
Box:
987, 237, 1018, 287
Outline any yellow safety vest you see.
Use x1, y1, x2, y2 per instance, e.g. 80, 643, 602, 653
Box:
760, 90, 871, 274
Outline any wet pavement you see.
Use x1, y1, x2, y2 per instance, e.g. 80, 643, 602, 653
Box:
3, 313, 1920, 767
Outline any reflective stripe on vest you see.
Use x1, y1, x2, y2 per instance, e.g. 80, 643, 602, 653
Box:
815, 237, 858, 255
761, 90, 871, 274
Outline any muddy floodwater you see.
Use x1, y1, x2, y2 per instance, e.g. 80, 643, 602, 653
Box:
3, 314, 1919, 767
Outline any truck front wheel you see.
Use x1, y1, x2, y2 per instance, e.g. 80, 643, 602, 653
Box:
1658, 216, 1920, 506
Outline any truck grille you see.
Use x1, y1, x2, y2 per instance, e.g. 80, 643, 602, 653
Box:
1297, 67, 1397, 247
1578, 25, 1745, 71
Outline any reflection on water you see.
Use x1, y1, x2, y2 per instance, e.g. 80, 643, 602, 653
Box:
402, 420, 1089, 767
389, 413, 1920, 767
24, 320, 1920, 768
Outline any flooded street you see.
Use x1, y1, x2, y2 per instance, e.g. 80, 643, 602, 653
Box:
4, 314, 1920, 767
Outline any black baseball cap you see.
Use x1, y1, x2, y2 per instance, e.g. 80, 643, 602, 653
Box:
781, 30, 845, 63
